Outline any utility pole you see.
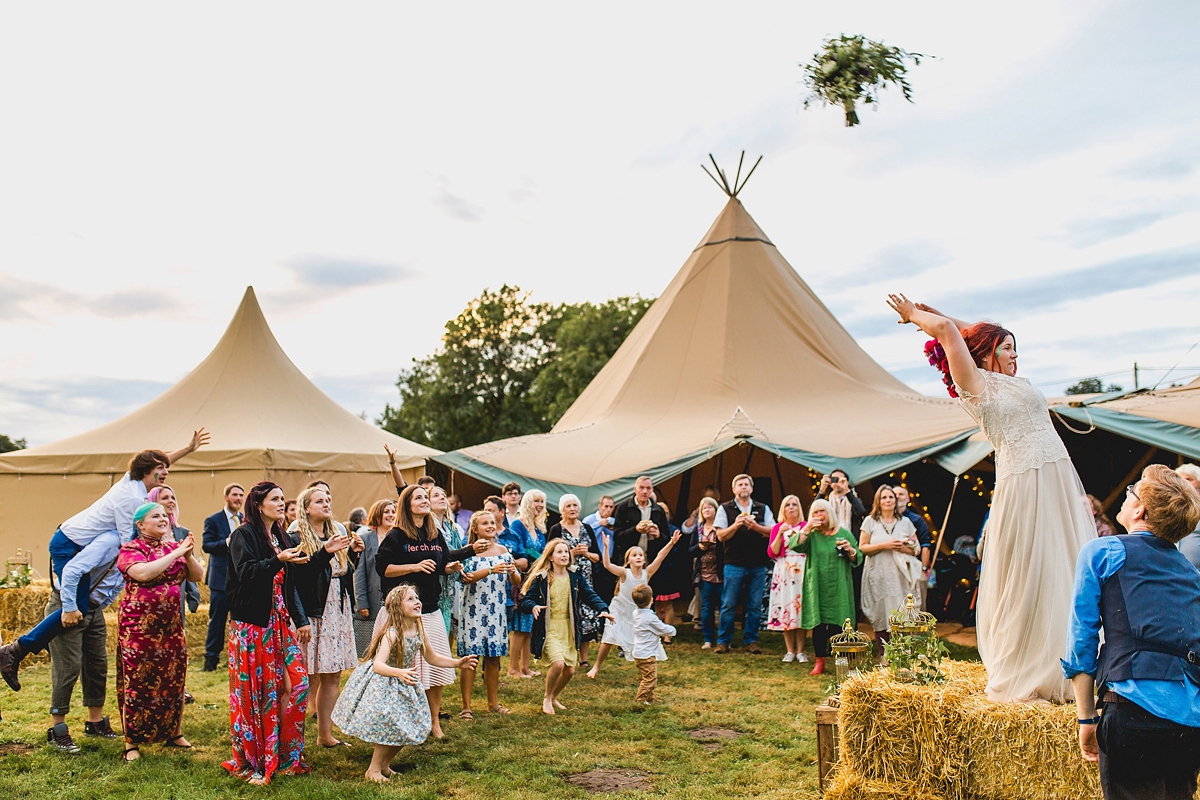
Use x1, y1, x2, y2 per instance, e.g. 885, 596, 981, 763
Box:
1133, 362, 1139, 390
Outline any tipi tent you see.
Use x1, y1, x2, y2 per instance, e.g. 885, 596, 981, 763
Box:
434, 193, 985, 512
0, 287, 437, 570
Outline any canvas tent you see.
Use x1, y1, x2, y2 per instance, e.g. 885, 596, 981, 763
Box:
1051, 376, 1200, 461
0, 287, 436, 571
434, 193, 987, 513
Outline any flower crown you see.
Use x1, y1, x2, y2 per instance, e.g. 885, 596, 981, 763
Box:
924, 339, 957, 398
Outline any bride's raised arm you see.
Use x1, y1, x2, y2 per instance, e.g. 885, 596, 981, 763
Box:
886, 293, 984, 398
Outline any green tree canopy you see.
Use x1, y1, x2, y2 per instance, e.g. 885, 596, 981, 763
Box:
378, 287, 653, 452
0, 434, 26, 453
1064, 377, 1123, 395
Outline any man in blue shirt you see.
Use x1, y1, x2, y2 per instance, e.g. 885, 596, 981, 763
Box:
1062, 464, 1200, 799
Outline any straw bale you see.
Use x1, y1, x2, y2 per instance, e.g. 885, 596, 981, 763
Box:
959, 695, 1101, 800
837, 660, 986, 798
824, 764, 952, 800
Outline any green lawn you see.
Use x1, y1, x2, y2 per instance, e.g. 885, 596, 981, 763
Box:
0, 626, 979, 799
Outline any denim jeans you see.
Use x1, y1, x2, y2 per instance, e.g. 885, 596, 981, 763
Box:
698, 580, 721, 644
717, 564, 766, 646
20, 530, 86, 654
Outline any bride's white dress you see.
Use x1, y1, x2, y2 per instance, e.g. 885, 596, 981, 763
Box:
958, 370, 1096, 703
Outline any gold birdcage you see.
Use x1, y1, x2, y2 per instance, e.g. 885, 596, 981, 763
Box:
887, 594, 939, 682
829, 618, 873, 692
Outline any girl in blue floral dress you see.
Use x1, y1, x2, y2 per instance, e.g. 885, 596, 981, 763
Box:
332, 584, 477, 783
457, 510, 521, 717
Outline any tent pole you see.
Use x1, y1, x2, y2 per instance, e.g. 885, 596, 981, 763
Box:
674, 468, 694, 526
772, 454, 786, 506
931, 476, 960, 564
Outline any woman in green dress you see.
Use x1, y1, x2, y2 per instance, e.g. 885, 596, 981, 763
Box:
792, 498, 862, 676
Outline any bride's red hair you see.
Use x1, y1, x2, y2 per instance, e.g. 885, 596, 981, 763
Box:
926, 322, 1015, 397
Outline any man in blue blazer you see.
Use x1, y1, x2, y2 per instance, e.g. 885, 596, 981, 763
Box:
202, 483, 244, 671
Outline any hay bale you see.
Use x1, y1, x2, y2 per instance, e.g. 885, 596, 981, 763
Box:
0, 581, 55, 663
824, 764, 952, 800
837, 660, 985, 798
960, 696, 1101, 800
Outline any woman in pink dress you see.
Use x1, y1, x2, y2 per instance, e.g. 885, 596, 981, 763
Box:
888, 294, 1095, 703
116, 501, 205, 761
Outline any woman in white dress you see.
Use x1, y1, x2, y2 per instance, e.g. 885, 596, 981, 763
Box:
887, 294, 1096, 703
858, 485, 922, 649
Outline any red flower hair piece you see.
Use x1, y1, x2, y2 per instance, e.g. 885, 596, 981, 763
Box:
924, 338, 957, 398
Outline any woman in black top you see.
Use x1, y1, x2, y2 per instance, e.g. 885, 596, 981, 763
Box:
224, 481, 312, 785
374, 484, 482, 739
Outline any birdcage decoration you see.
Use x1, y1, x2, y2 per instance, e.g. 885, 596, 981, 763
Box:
885, 594, 946, 683
829, 617, 873, 692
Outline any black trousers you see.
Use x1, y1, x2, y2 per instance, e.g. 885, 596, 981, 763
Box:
1098, 698, 1200, 800
812, 623, 842, 658
205, 588, 229, 663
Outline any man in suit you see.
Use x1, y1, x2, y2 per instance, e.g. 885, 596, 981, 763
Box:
610, 476, 672, 569
202, 483, 244, 672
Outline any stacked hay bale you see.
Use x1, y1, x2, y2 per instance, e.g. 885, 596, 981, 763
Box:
825, 661, 1104, 800
0, 580, 211, 661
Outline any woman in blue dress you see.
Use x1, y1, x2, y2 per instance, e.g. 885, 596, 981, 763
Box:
508, 490, 547, 678
457, 510, 520, 717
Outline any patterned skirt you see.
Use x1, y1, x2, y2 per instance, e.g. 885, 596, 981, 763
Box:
332, 659, 431, 746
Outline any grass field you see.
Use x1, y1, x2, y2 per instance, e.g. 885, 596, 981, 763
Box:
0, 625, 979, 799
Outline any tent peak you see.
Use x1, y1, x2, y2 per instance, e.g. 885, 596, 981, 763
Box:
701, 151, 762, 198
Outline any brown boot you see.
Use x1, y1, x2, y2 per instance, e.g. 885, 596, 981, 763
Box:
0, 641, 28, 691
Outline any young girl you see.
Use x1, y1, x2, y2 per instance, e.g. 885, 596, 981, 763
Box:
333, 585, 478, 783
458, 510, 520, 718
586, 529, 682, 680
521, 540, 613, 714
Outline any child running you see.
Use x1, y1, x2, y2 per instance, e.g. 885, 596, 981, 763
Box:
521, 539, 613, 715
332, 585, 478, 783
587, 529, 682, 680
630, 584, 676, 703
457, 510, 520, 718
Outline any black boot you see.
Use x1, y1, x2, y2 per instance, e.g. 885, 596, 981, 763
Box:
84, 716, 119, 739
0, 641, 28, 691
202, 656, 218, 672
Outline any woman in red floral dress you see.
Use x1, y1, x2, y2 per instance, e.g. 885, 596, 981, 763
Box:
222, 482, 314, 785
116, 501, 206, 761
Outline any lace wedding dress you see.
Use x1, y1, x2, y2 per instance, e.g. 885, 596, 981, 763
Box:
959, 370, 1096, 703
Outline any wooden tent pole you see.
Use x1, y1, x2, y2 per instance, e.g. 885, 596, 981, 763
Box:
931, 476, 960, 564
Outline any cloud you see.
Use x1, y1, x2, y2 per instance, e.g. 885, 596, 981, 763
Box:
0, 274, 182, 322
432, 178, 485, 222
1059, 210, 1175, 248
282, 256, 412, 289
940, 241, 1200, 318
843, 240, 952, 283
1117, 139, 1200, 182
0, 376, 172, 446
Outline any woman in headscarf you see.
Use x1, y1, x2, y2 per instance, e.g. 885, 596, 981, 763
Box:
115, 502, 205, 761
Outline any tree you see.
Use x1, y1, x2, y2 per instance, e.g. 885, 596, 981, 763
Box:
802, 35, 926, 126
0, 434, 25, 453
378, 287, 653, 451
1064, 378, 1123, 395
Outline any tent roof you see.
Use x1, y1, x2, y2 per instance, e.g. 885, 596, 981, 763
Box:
435, 197, 979, 505
0, 287, 438, 475
1052, 376, 1200, 460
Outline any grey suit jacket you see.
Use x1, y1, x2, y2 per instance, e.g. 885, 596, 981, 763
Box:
354, 528, 383, 619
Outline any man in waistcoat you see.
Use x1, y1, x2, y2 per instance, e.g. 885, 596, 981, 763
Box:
201, 482, 243, 672
714, 474, 775, 654
1063, 464, 1200, 800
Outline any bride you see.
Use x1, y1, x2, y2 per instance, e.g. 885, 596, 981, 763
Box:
886, 294, 1096, 703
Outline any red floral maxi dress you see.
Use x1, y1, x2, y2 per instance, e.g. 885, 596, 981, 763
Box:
116, 535, 189, 743
222, 562, 310, 783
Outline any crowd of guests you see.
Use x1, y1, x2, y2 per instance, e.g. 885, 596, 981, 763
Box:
5, 434, 1199, 787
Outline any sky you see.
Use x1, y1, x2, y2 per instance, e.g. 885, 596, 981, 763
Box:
2, 1, 1199, 447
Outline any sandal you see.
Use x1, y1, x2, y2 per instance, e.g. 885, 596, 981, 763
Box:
165, 735, 192, 749
458, 709, 474, 720
122, 746, 140, 762
320, 739, 350, 748
579, 662, 591, 670
489, 705, 511, 715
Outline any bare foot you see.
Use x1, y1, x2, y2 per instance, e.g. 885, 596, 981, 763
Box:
248, 774, 267, 786
542, 698, 556, 715
586, 668, 598, 680
553, 699, 566, 711
365, 770, 390, 783
430, 725, 445, 740
506, 670, 524, 678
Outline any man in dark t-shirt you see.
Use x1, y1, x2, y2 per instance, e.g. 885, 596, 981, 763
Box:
714, 474, 775, 653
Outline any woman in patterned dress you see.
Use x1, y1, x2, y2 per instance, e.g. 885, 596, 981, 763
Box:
508, 490, 548, 678
222, 482, 313, 785
291, 486, 362, 748
457, 510, 520, 718
333, 584, 477, 783
116, 502, 205, 761
766, 494, 810, 663
548, 494, 602, 667
888, 295, 1095, 702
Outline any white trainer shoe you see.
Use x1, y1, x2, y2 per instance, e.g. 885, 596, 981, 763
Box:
796, 653, 811, 663
782, 652, 796, 663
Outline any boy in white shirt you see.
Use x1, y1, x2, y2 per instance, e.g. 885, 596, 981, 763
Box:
630, 584, 676, 703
